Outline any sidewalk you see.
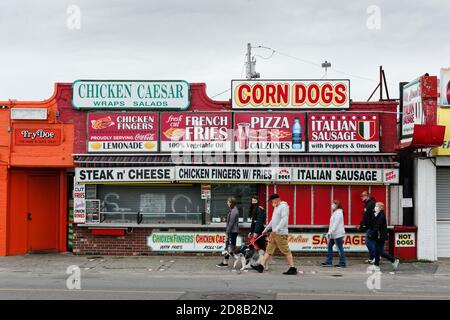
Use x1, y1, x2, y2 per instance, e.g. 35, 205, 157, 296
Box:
1, 253, 449, 276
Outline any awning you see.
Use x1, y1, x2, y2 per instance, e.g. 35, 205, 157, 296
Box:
74, 154, 398, 169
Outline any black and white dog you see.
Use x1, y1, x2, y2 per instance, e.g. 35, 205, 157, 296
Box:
222, 244, 268, 271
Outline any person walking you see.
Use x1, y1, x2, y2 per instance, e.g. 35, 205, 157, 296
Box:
216, 196, 239, 267
358, 191, 376, 263
252, 194, 297, 275
322, 200, 346, 268
369, 202, 399, 272
248, 195, 266, 252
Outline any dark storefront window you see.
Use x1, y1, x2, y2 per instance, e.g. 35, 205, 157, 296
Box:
210, 184, 258, 223
95, 184, 203, 224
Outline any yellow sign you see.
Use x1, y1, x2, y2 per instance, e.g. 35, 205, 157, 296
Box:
432, 107, 450, 156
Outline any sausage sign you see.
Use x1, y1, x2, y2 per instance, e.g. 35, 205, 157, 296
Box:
232, 80, 350, 109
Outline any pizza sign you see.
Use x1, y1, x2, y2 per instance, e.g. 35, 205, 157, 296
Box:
308, 113, 379, 152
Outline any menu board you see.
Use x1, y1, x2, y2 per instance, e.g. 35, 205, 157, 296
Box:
308, 113, 379, 152
85, 200, 100, 223
234, 113, 306, 152
87, 112, 159, 152
160, 113, 232, 152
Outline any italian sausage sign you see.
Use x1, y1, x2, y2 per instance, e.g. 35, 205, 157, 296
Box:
308, 113, 379, 152
232, 80, 350, 109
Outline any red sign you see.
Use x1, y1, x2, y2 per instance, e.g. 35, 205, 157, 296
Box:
234, 113, 305, 152
87, 113, 158, 152
160, 113, 232, 152
308, 113, 379, 152
15, 128, 61, 146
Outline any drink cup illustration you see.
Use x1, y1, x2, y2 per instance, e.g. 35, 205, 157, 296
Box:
237, 123, 250, 150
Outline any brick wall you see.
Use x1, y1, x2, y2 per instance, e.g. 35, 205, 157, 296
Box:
72, 226, 372, 257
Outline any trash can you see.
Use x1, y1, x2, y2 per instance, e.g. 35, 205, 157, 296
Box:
389, 226, 417, 260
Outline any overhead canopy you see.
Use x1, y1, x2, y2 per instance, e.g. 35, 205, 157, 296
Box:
74, 154, 398, 169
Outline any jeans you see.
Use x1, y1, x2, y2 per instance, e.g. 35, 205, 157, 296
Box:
374, 240, 395, 266
326, 237, 346, 267
224, 232, 238, 260
365, 230, 376, 260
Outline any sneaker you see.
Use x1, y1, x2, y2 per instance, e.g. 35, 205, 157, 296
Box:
392, 259, 400, 270
283, 267, 298, 275
251, 264, 264, 273
369, 265, 381, 272
334, 265, 346, 268
216, 262, 229, 268
365, 259, 375, 264
321, 262, 332, 267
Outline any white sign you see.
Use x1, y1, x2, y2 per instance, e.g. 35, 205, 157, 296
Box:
11, 108, 48, 120
75, 167, 175, 183
232, 80, 350, 109
402, 79, 423, 143
292, 168, 399, 184
401, 198, 413, 208
147, 232, 242, 252
72, 80, 190, 109
176, 166, 291, 182
440, 68, 450, 106
395, 233, 416, 247
288, 233, 368, 252
73, 182, 86, 223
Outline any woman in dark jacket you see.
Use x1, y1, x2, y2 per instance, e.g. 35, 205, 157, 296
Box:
369, 202, 399, 271
248, 195, 266, 251
217, 196, 240, 267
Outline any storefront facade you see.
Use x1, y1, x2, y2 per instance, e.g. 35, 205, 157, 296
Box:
66, 79, 400, 256
0, 79, 400, 256
0, 86, 74, 256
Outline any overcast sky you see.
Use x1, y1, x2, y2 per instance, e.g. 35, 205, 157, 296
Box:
0, 0, 449, 102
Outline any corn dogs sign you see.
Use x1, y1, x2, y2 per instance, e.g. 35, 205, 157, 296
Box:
232, 80, 350, 109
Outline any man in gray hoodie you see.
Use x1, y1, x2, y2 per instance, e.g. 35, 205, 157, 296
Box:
252, 194, 297, 275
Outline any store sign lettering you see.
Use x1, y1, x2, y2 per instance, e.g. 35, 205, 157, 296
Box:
87, 112, 159, 152
15, 128, 61, 146
232, 80, 350, 109
395, 233, 415, 247
308, 113, 379, 152
73, 182, 86, 224
292, 168, 394, 184
147, 232, 242, 252
160, 113, 232, 152
234, 113, 306, 152
72, 80, 190, 109
75, 167, 175, 182
289, 233, 368, 252
401, 79, 422, 143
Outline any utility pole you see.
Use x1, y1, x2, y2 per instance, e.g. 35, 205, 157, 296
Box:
245, 43, 260, 80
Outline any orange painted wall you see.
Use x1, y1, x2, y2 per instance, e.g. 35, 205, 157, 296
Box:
0, 84, 74, 256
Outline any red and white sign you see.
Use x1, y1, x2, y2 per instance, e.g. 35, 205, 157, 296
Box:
288, 233, 368, 252
14, 128, 61, 146
160, 113, 232, 152
87, 113, 158, 152
232, 80, 350, 109
234, 113, 305, 152
401, 79, 422, 143
308, 113, 379, 152
73, 182, 86, 224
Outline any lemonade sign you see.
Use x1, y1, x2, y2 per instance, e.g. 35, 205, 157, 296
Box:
87, 113, 159, 152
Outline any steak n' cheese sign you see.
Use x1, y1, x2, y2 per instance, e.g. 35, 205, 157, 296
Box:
308, 113, 379, 152
232, 80, 350, 109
